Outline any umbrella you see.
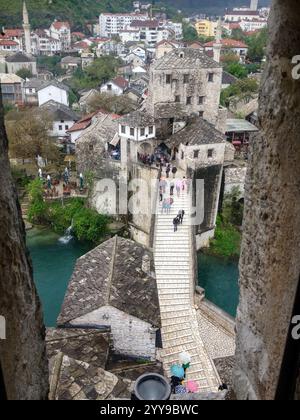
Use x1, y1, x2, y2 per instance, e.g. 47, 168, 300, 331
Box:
179, 351, 191, 365
175, 385, 187, 394
170, 364, 185, 379
186, 380, 199, 393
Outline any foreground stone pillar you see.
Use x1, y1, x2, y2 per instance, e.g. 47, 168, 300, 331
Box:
0, 91, 49, 399
234, 0, 300, 400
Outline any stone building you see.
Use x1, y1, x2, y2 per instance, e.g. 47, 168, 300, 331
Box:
57, 236, 161, 361
164, 117, 235, 248
146, 48, 223, 129
46, 328, 163, 400
5, 52, 37, 75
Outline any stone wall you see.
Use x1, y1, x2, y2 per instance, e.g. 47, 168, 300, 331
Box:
233, 0, 300, 400
0, 89, 48, 399
69, 305, 157, 361
224, 165, 247, 198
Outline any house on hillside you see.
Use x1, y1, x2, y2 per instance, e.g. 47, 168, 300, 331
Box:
100, 77, 129, 96
23, 78, 44, 105
40, 100, 79, 138
60, 56, 82, 72
57, 236, 161, 361
5, 52, 37, 75
0, 73, 24, 105
37, 80, 70, 107
48, 21, 71, 51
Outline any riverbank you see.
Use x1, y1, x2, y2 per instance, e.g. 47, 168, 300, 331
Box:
27, 227, 93, 327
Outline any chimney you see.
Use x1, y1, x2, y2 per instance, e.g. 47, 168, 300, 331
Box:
142, 254, 151, 275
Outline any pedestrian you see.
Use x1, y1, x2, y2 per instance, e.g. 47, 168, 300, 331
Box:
170, 181, 175, 196
178, 210, 185, 224
166, 164, 171, 178
172, 166, 177, 178
47, 174, 51, 190
38, 168, 43, 180
79, 173, 84, 190
159, 187, 163, 202
173, 216, 179, 232
161, 198, 167, 214
176, 180, 182, 197
182, 177, 186, 191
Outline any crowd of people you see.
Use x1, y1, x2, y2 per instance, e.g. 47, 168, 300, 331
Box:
159, 174, 192, 233
37, 167, 85, 198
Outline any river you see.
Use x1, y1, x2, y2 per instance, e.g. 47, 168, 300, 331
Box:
198, 253, 240, 318
27, 228, 93, 327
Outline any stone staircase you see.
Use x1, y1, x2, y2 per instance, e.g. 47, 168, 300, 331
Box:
154, 180, 220, 392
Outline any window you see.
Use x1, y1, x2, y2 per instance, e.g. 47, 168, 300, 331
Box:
60, 120, 65, 123
59, 125, 63, 131
199, 111, 204, 118
175, 95, 181, 103
181, 151, 184, 160
121, 125, 126, 134
199, 96, 205, 105
184, 74, 189, 84
166, 74, 171, 84
89, 144, 94, 151
208, 149, 214, 158
149, 126, 154, 135
107, 84, 112, 91
186, 96, 192, 105
130, 127, 135, 136
140, 128, 145, 136
194, 150, 199, 159
65, 125, 69, 130
208, 73, 214, 82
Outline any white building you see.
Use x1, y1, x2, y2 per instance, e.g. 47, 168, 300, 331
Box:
225, 10, 261, 22
119, 29, 141, 43
40, 100, 79, 138
239, 19, 267, 32
37, 80, 69, 107
0, 39, 20, 52
48, 21, 71, 51
100, 76, 129, 96
31, 30, 62, 55
99, 12, 148, 38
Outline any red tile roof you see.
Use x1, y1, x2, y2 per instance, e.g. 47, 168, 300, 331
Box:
0, 39, 18, 46
2, 29, 23, 37
52, 21, 70, 30
112, 76, 129, 90
204, 38, 248, 48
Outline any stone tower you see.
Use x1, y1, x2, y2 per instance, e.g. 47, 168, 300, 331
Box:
22, 1, 31, 55
213, 18, 222, 63
250, 0, 258, 11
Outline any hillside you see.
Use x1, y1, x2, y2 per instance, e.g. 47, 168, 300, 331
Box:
0, 0, 271, 30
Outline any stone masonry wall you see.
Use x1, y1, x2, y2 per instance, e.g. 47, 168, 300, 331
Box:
70, 306, 157, 361
233, 0, 300, 400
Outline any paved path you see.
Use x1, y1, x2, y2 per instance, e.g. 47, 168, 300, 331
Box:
154, 179, 220, 392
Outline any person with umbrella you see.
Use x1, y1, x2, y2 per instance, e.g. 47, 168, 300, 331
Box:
79, 173, 84, 190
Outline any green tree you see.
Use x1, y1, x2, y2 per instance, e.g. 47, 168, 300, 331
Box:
225, 62, 248, 79
16, 68, 33, 79
245, 27, 268, 62
26, 178, 48, 224
6, 109, 60, 165
221, 77, 259, 107
183, 22, 199, 42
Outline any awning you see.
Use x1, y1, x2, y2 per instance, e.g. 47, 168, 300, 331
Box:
110, 133, 120, 147
226, 119, 259, 133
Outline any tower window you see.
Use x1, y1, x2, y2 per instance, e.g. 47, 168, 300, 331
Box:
130, 128, 135, 136
175, 95, 181, 103
121, 125, 126, 134
199, 96, 205, 105
208, 149, 214, 158
166, 74, 171, 84
183, 74, 189, 84
208, 73, 214, 82
140, 128, 145, 136
194, 150, 199, 159
186, 96, 192, 105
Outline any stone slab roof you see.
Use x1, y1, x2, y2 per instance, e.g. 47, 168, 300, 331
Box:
222, 71, 238, 86
5, 52, 36, 63
24, 78, 44, 89
57, 236, 160, 327
40, 100, 79, 122
46, 328, 110, 369
166, 117, 226, 148
37, 79, 70, 92
118, 110, 155, 127
152, 48, 222, 71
